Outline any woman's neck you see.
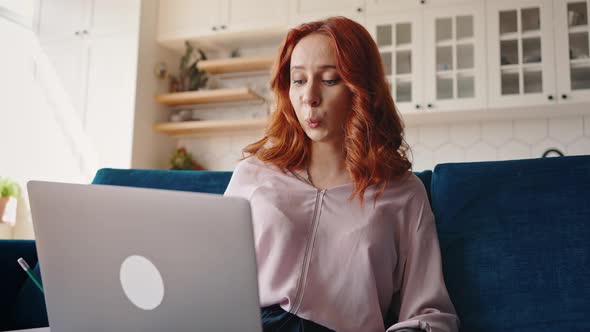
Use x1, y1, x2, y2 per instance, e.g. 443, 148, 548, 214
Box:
307, 140, 351, 189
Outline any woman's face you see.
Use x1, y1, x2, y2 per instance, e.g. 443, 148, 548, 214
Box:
289, 33, 352, 143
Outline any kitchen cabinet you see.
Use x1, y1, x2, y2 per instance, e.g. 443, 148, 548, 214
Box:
368, 0, 486, 114
487, 0, 557, 107
288, 0, 365, 25
158, 0, 287, 40
553, 0, 590, 103
368, 9, 424, 114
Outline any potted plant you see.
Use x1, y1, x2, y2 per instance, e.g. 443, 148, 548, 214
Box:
168, 41, 208, 93
0, 177, 21, 226
170, 147, 206, 171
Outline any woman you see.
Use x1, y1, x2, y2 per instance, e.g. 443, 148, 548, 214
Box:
224, 16, 459, 332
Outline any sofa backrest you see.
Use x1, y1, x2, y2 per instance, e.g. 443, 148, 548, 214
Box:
431, 155, 590, 332
92, 167, 433, 201
92, 168, 233, 194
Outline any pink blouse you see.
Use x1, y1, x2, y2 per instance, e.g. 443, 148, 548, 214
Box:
224, 157, 459, 332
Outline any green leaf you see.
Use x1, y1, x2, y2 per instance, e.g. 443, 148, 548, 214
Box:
0, 177, 21, 198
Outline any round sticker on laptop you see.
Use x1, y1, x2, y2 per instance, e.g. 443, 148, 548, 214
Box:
119, 255, 165, 310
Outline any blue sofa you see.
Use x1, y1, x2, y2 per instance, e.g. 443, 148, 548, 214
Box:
1, 155, 589, 331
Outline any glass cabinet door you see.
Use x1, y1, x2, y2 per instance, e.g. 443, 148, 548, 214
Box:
423, 1, 486, 111
554, 0, 590, 102
487, 0, 556, 107
368, 11, 423, 114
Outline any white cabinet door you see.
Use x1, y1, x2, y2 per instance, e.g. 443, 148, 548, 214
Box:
38, 0, 90, 43
367, 9, 424, 114
366, 0, 472, 14
366, 0, 421, 14
222, 0, 288, 31
38, 0, 90, 119
553, 0, 590, 103
288, 0, 365, 26
157, 0, 222, 40
424, 0, 479, 7
423, 1, 487, 111
487, 0, 557, 108
89, 0, 140, 37
41, 40, 90, 120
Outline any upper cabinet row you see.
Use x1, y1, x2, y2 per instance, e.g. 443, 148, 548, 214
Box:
157, 0, 365, 39
157, 0, 590, 113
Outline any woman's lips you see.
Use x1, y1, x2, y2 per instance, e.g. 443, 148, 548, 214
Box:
306, 119, 322, 128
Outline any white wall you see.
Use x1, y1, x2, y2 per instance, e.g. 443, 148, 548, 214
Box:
131, 0, 176, 169
0, 12, 94, 239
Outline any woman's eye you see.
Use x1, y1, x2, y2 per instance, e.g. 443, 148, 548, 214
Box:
323, 79, 340, 86
292, 80, 304, 86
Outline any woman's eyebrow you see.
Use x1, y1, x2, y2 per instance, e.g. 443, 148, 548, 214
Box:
290, 65, 337, 70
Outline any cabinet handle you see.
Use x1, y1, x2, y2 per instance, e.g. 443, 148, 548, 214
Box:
420, 0, 426, 4
212, 26, 218, 31
415, 104, 421, 109
562, 94, 568, 99
221, 25, 227, 30
548, 95, 553, 100
82, 30, 88, 35
357, 7, 363, 12
74, 31, 80, 35
427, 103, 433, 108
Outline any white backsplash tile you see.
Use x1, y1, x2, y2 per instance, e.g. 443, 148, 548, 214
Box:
464, 142, 497, 162
497, 140, 531, 161
449, 123, 481, 148
548, 116, 584, 144
481, 120, 513, 147
513, 118, 547, 145
567, 137, 590, 156
418, 125, 449, 149
404, 126, 419, 146
433, 143, 466, 165
409, 144, 434, 172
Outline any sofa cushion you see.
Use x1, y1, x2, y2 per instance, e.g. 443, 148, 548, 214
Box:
92, 168, 233, 194
0, 240, 39, 331
431, 155, 590, 332
11, 264, 48, 329
413, 170, 432, 203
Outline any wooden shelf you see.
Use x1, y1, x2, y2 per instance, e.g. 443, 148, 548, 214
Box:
155, 88, 263, 106
154, 118, 267, 137
157, 26, 287, 53
198, 56, 274, 74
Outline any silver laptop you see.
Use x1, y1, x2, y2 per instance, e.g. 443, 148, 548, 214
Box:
27, 181, 262, 332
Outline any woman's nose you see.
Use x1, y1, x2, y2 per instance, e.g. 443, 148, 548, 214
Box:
301, 82, 321, 107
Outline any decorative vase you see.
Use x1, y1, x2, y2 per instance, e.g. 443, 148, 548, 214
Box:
0, 196, 17, 226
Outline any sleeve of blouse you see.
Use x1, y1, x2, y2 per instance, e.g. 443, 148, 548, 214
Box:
386, 186, 460, 332
223, 158, 256, 199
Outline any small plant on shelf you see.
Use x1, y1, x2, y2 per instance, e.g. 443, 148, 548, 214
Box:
170, 147, 205, 170
168, 41, 208, 93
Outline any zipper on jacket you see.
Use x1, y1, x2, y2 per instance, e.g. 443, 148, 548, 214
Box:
291, 189, 326, 315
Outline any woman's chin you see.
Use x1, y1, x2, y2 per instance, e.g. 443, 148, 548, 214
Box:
305, 129, 336, 143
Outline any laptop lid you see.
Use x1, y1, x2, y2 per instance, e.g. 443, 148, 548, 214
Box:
27, 181, 262, 332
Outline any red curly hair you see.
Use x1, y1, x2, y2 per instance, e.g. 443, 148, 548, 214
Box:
244, 16, 412, 205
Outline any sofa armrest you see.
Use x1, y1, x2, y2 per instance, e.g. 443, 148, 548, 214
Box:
0, 240, 38, 330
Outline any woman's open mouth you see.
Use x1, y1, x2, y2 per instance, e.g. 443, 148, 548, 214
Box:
306, 119, 322, 128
